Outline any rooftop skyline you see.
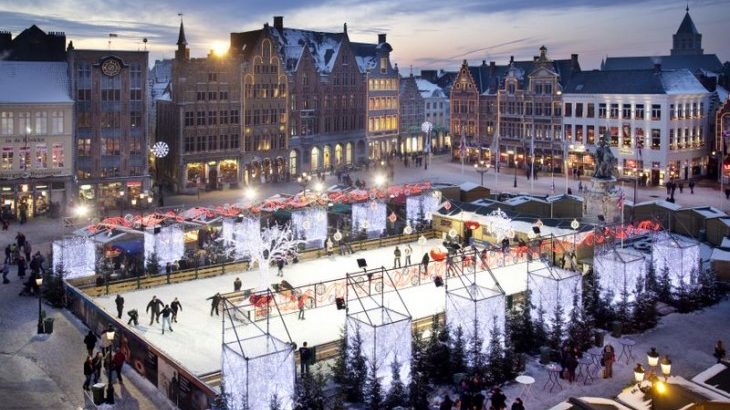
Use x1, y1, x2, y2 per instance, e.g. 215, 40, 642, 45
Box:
0, 0, 728, 71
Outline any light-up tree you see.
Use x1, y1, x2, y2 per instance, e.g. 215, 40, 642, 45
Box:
232, 223, 302, 290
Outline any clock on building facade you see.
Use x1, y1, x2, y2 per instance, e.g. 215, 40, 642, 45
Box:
101, 58, 122, 77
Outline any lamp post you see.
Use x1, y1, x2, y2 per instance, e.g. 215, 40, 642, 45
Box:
571, 218, 579, 254
647, 347, 660, 376
105, 325, 116, 404
660, 355, 672, 381
513, 158, 518, 188
151, 141, 169, 207
118, 190, 125, 217
297, 172, 312, 193
35, 275, 43, 333
507, 150, 517, 188
633, 363, 645, 385
474, 160, 489, 187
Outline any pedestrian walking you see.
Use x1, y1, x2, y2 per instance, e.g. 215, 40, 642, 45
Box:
602, 344, 616, 378
666, 181, 672, 195
393, 246, 402, 268
82, 356, 94, 391
511, 398, 525, 410
421, 252, 430, 274
714, 340, 726, 363
161, 305, 173, 334
325, 237, 334, 256
4, 245, 10, 265
233, 277, 242, 292
146, 295, 164, 325
689, 179, 695, 194
111, 349, 125, 385
276, 257, 285, 277
92, 351, 103, 383
490, 387, 507, 409
127, 309, 139, 326
165, 262, 172, 278
23, 241, 31, 262
83, 330, 97, 356
297, 293, 306, 320
170, 297, 182, 323
299, 342, 311, 375
404, 244, 412, 265
207, 292, 222, 316
2, 263, 9, 284
115, 294, 124, 319
17, 256, 26, 278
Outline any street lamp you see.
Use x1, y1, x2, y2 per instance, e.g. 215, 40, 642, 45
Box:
507, 150, 517, 188
35, 275, 43, 334
244, 187, 256, 202
633, 363, 645, 384
105, 325, 116, 404
374, 173, 386, 188
151, 141, 169, 207
660, 355, 672, 381
474, 160, 489, 187
118, 190, 125, 217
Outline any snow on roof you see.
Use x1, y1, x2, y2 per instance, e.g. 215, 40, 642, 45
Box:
458, 181, 482, 191
415, 78, 444, 98
547, 193, 584, 203
634, 199, 682, 211
269, 28, 343, 74
660, 69, 709, 95
690, 206, 726, 218
717, 85, 729, 102
0, 62, 72, 104
721, 237, 730, 249
504, 195, 548, 206
711, 248, 730, 262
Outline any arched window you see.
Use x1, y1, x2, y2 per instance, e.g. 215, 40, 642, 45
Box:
289, 150, 297, 175
335, 144, 343, 165
323, 145, 331, 168
346, 143, 353, 165
310, 147, 320, 171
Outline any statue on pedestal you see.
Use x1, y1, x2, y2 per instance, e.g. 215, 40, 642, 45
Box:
592, 133, 618, 179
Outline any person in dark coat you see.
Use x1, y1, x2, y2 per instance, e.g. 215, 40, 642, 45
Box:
161, 305, 173, 334
2, 263, 9, 284
23, 241, 31, 262
689, 179, 695, 194
114, 294, 124, 319
233, 277, 242, 292
111, 349, 125, 385
511, 398, 525, 410
276, 258, 285, 277
92, 351, 103, 383
4, 245, 10, 265
207, 292, 222, 316
84, 331, 97, 356
566, 350, 579, 383
170, 297, 182, 323
421, 252, 430, 274
146, 296, 164, 325
165, 262, 172, 277
714, 340, 726, 363
83, 356, 94, 390
491, 387, 507, 410
127, 309, 139, 326
299, 342, 311, 375
17, 256, 26, 278
393, 246, 402, 268
439, 394, 453, 410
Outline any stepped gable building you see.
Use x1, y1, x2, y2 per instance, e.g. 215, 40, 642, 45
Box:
450, 46, 580, 171
415, 75, 451, 151
0, 25, 66, 61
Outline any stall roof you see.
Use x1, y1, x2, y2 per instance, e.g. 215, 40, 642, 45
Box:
111, 239, 144, 254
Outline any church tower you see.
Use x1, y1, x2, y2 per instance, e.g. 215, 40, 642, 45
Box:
175, 18, 189, 61
671, 5, 703, 56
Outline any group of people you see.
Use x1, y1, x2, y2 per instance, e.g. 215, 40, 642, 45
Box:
81, 329, 126, 393
665, 178, 696, 202
439, 383, 523, 410
2, 232, 46, 296
113, 294, 182, 335
393, 244, 413, 268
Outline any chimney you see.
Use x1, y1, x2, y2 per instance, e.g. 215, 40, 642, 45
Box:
571, 54, 579, 70
489, 61, 496, 75
482, 60, 486, 66
654, 63, 661, 73
378, 33, 386, 44
509, 56, 514, 64
273, 16, 283, 31
343, 22, 347, 33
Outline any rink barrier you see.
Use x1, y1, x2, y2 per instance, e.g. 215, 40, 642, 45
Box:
67, 230, 439, 298
64, 282, 218, 409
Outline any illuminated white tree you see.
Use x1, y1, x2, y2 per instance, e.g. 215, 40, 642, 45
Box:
232, 223, 302, 290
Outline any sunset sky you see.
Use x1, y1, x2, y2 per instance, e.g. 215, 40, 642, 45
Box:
1, 0, 728, 71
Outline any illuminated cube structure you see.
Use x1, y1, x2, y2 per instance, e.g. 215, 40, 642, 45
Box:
221, 299, 295, 410
527, 263, 582, 327
52, 236, 96, 279
222, 216, 261, 259
406, 193, 440, 225
652, 233, 700, 288
446, 283, 506, 356
291, 207, 327, 248
144, 225, 185, 267
352, 201, 386, 238
594, 248, 646, 304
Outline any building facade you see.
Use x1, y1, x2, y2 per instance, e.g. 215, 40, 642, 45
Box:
68, 47, 151, 206
362, 34, 400, 159
399, 74, 425, 153
0, 61, 74, 220
563, 68, 711, 186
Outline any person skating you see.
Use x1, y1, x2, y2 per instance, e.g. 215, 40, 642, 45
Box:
161, 305, 173, 334
421, 252, 430, 274
276, 257, 285, 277
170, 297, 182, 323
233, 277, 242, 292
165, 262, 172, 277
404, 244, 412, 265
393, 246, 401, 268
714, 340, 726, 363
146, 296, 164, 325
297, 293, 306, 320
111, 349, 125, 385
82, 356, 94, 391
114, 294, 124, 319
602, 344, 616, 378
689, 179, 695, 194
207, 292, 222, 316
127, 309, 139, 326
2, 263, 9, 284
84, 330, 98, 356
92, 351, 103, 383
299, 342, 311, 375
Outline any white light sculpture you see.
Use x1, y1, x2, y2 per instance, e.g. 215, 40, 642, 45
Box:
652, 233, 700, 289
223, 217, 261, 259
406, 193, 440, 225
484, 208, 512, 242
52, 236, 96, 279
594, 248, 646, 304
528, 264, 582, 328
352, 201, 386, 238
347, 309, 412, 390
144, 225, 185, 267
291, 208, 327, 248
233, 224, 301, 290
446, 284, 506, 357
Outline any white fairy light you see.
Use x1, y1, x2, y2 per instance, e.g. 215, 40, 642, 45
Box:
484, 208, 512, 241
223, 217, 261, 259
528, 265, 582, 329
352, 201, 386, 237
144, 225, 185, 267
406, 194, 440, 225
446, 285, 506, 357
652, 233, 700, 289
594, 248, 646, 304
291, 208, 327, 247
52, 236, 96, 279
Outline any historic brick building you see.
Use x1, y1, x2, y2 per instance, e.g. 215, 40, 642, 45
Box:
361, 34, 400, 159
68, 46, 150, 206
399, 74, 425, 153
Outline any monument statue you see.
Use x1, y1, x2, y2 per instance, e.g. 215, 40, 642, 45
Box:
592, 133, 617, 179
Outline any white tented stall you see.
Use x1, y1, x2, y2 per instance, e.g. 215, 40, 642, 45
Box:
352, 201, 386, 238
528, 263, 582, 326
291, 207, 327, 248
143, 225, 185, 267
222, 216, 261, 259
221, 300, 295, 410
446, 283, 506, 355
652, 233, 700, 288
52, 236, 96, 279
406, 193, 440, 225
594, 248, 646, 303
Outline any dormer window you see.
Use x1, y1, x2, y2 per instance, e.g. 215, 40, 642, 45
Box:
508, 83, 515, 95
380, 58, 387, 74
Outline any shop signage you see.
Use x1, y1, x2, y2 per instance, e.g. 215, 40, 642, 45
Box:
0, 169, 70, 179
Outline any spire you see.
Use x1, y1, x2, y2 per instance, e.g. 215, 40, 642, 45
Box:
676, 7, 699, 34
686, 2, 689, 12
176, 14, 187, 46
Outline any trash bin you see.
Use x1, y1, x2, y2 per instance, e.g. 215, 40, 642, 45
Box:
594, 329, 606, 347
611, 321, 622, 338
43, 318, 54, 334
91, 383, 106, 405
539, 346, 551, 364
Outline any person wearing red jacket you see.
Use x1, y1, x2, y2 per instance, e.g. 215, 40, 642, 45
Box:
111, 349, 125, 385
297, 293, 306, 320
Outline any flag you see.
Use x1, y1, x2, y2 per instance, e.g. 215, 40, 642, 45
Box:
108, 33, 118, 38
616, 189, 625, 209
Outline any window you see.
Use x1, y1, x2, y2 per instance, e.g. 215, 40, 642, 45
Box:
609, 104, 619, 119
34, 144, 48, 168
77, 138, 91, 157
101, 75, 121, 101
670, 104, 676, 119
622, 104, 631, 119
565, 124, 573, 141
51, 111, 64, 134
636, 128, 645, 149
101, 137, 120, 155
1, 147, 12, 169
220, 91, 228, 100
609, 127, 618, 146
18, 146, 30, 169
208, 135, 218, 151
208, 72, 218, 82
621, 125, 631, 147
129, 135, 142, 155
197, 112, 205, 126
635, 104, 644, 119
544, 84, 552, 95
564, 103, 572, 117
184, 136, 194, 153
508, 83, 515, 94
651, 104, 661, 120
130, 112, 142, 128
576, 125, 584, 143
196, 136, 206, 152
230, 110, 239, 124
197, 92, 205, 101
100, 112, 120, 128
534, 83, 543, 94
0, 112, 12, 135
184, 112, 194, 127
586, 103, 594, 118
587, 125, 595, 145
220, 110, 228, 125
130, 63, 143, 100
33, 112, 47, 134
651, 129, 660, 149
208, 111, 217, 125
208, 91, 217, 101
598, 103, 607, 118
575, 103, 583, 118
699, 102, 704, 117
231, 134, 239, 149
380, 57, 388, 74
692, 102, 698, 118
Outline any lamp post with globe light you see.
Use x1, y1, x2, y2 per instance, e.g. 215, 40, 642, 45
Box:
151, 141, 169, 207
35, 275, 43, 333
105, 325, 116, 403
421, 121, 432, 170
297, 172, 312, 193
474, 160, 489, 187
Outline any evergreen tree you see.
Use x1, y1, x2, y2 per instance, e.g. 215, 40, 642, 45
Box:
450, 326, 467, 375
697, 263, 719, 307
43, 263, 66, 308
332, 327, 348, 386
294, 370, 326, 410
657, 265, 672, 303
468, 322, 487, 375
408, 332, 429, 409
485, 317, 505, 385
583, 269, 601, 319
508, 290, 536, 354
269, 393, 282, 410
645, 259, 658, 293
346, 325, 367, 402
502, 330, 521, 382
566, 290, 593, 350
615, 279, 632, 333
146, 252, 160, 275
383, 359, 407, 409
426, 318, 452, 383
632, 274, 658, 332
364, 360, 383, 410
548, 302, 564, 350
534, 302, 548, 348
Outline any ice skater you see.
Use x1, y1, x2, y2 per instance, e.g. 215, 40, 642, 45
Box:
404, 244, 412, 265
207, 292, 222, 316
393, 246, 402, 268
297, 292, 306, 320
146, 296, 164, 325
234, 277, 242, 291
115, 294, 124, 319
276, 257, 285, 277
421, 252, 430, 274
171, 297, 182, 323
127, 309, 139, 326
161, 305, 173, 334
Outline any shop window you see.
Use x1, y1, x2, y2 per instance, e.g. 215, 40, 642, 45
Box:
220, 161, 238, 183
586, 103, 594, 118
18, 146, 30, 169
621, 125, 631, 147
101, 137, 120, 155
609, 127, 619, 146
35, 144, 48, 168
1, 147, 13, 169
52, 144, 64, 168
78, 138, 91, 157
576, 125, 584, 144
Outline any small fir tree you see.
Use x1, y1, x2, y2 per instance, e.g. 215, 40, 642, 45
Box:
645, 259, 658, 293
657, 265, 672, 303
346, 325, 367, 402
468, 322, 487, 375
548, 302, 565, 350
408, 332, 430, 409
615, 279, 632, 333
697, 263, 719, 307
332, 327, 348, 386
632, 274, 658, 332
383, 359, 407, 409
294, 370, 326, 410
502, 331, 521, 382
146, 252, 160, 276
364, 360, 383, 410
534, 302, 548, 348
269, 393, 282, 410
485, 318, 505, 385
43, 263, 66, 307
566, 291, 593, 350
426, 318, 452, 383
450, 326, 467, 375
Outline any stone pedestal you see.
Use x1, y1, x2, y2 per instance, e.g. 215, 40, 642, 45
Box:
584, 177, 620, 224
